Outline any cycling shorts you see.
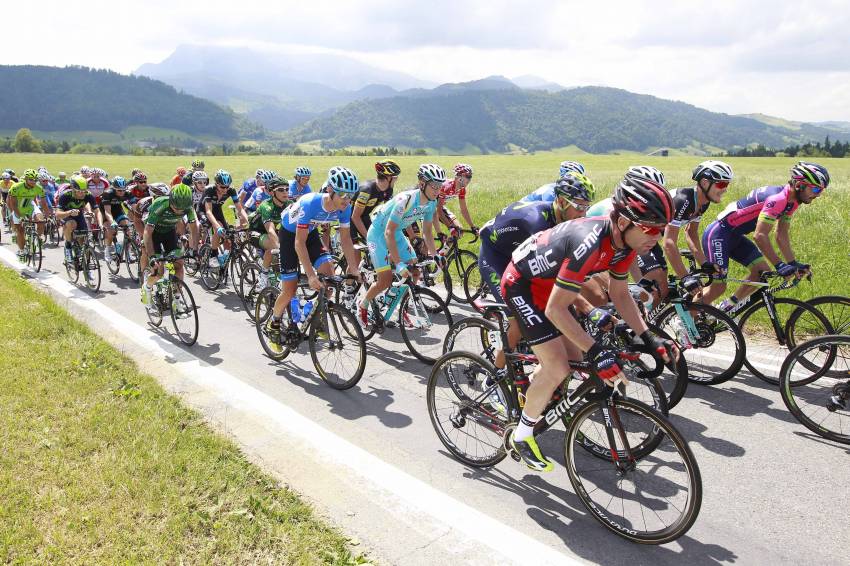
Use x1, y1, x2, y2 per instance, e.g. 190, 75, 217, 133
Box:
366, 225, 416, 273
636, 243, 667, 275
152, 230, 180, 256
478, 241, 510, 302
501, 262, 562, 346
278, 227, 331, 281
701, 220, 763, 274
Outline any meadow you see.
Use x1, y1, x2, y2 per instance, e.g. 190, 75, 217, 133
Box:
4, 152, 848, 300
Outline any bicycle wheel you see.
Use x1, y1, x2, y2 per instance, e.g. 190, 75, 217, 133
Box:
169, 278, 199, 346
462, 261, 491, 310
623, 325, 689, 409
565, 397, 702, 544
105, 244, 121, 275
309, 303, 367, 390
125, 240, 141, 283
184, 246, 201, 277
654, 302, 745, 385
400, 286, 454, 364
427, 351, 512, 467
65, 247, 80, 284
788, 296, 850, 379
82, 248, 101, 292
442, 316, 499, 363
739, 298, 833, 386
199, 246, 224, 290
239, 262, 262, 319
254, 287, 292, 361
446, 250, 478, 304
146, 288, 164, 328
28, 233, 43, 272
780, 335, 850, 445
49, 219, 60, 246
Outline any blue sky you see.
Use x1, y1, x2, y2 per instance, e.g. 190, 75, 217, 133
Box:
7, 0, 849, 122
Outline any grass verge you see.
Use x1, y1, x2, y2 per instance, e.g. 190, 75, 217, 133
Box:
0, 266, 368, 564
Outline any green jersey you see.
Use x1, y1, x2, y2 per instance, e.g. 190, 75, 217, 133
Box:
249, 198, 286, 233
145, 196, 196, 234
8, 181, 45, 216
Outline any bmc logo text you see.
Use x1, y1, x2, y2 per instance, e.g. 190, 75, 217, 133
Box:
573, 224, 603, 260
510, 296, 543, 326
528, 249, 556, 276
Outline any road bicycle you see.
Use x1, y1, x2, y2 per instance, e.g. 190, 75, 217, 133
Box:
427, 301, 701, 544
426, 229, 479, 304
255, 274, 367, 390
143, 251, 199, 346
64, 227, 102, 292
104, 223, 141, 281
198, 226, 250, 292
20, 218, 45, 272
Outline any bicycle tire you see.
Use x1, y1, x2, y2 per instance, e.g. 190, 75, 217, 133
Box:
239, 262, 262, 319
199, 246, 224, 290
254, 287, 292, 361
146, 287, 164, 328
565, 397, 702, 544
739, 297, 833, 386
788, 296, 850, 379
446, 250, 478, 304
427, 351, 512, 467
125, 240, 141, 283
168, 278, 199, 346
83, 248, 101, 292
28, 232, 43, 272
309, 303, 367, 390
105, 246, 121, 275
655, 302, 746, 385
442, 316, 499, 362
400, 286, 454, 364
779, 335, 850, 445
65, 246, 80, 284
462, 260, 491, 311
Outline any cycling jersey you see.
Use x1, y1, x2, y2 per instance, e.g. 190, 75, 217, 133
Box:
57, 191, 96, 231
669, 186, 710, 228
585, 197, 612, 218
127, 183, 148, 203
0, 179, 13, 194
716, 185, 798, 232
99, 189, 131, 221
40, 182, 57, 209
136, 196, 154, 217
439, 178, 467, 203
520, 182, 557, 203
586, 197, 666, 274
249, 198, 285, 233
201, 184, 238, 221
280, 192, 351, 233
146, 196, 196, 234
170, 174, 183, 187
288, 180, 312, 200
86, 178, 109, 201
370, 188, 437, 234
8, 181, 45, 216
244, 186, 270, 212
354, 179, 393, 218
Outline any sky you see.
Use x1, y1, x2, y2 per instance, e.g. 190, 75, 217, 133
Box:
5, 0, 850, 122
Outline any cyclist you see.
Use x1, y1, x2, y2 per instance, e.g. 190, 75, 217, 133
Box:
127, 172, 150, 236
701, 161, 829, 311
189, 170, 209, 212
245, 170, 278, 213
1, 172, 14, 226
351, 160, 401, 243
180, 159, 205, 186
502, 176, 677, 472
202, 169, 249, 268
521, 161, 587, 203
87, 168, 110, 204
171, 166, 187, 187
100, 176, 133, 257
435, 163, 477, 236
135, 183, 171, 272
56, 176, 97, 264
359, 164, 444, 326
7, 169, 47, 260
247, 175, 290, 289
142, 184, 199, 309
37, 171, 57, 222
661, 161, 733, 296
290, 166, 313, 200
265, 167, 362, 335
239, 169, 265, 206
79, 166, 91, 180
478, 173, 596, 371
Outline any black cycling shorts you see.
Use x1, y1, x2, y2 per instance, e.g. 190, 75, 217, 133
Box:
278, 227, 330, 282
152, 230, 179, 256
501, 263, 562, 346
636, 243, 667, 275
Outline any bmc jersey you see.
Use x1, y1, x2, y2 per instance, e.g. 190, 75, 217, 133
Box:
280, 192, 351, 233
439, 179, 467, 202
354, 179, 393, 217
371, 188, 437, 233
520, 182, 557, 203
669, 186, 710, 228
146, 196, 197, 234
479, 201, 557, 257
716, 185, 798, 233
509, 217, 635, 293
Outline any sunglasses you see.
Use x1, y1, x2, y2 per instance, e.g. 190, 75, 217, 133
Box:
801, 182, 823, 194
633, 222, 664, 236
712, 181, 730, 189
565, 198, 591, 212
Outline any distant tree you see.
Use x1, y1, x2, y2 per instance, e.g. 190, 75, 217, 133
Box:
13, 128, 43, 153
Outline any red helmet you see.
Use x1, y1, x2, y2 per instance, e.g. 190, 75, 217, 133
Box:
176, 166, 187, 176
133, 172, 148, 183
454, 163, 473, 177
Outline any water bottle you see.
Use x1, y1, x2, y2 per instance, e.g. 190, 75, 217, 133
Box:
301, 300, 313, 320
115, 241, 123, 256
289, 297, 301, 323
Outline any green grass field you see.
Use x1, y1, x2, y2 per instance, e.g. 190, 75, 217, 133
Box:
4, 153, 848, 299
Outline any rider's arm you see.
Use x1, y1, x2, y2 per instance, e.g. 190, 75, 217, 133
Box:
188, 219, 199, 250
545, 286, 595, 352
753, 216, 781, 266
235, 199, 249, 227
205, 201, 221, 231
294, 226, 317, 279
422, 219, 437, 257
685, 222, 708, 266
338, 227, 360, 277
776, 219, 795, 264
143, 224, 156, 256
351, 203, 369, 239
7, 194, 19, 217
662, 224, 688, 279
264, 221, 279, 247
459, 198, 474, 230
609, 275, 650, 336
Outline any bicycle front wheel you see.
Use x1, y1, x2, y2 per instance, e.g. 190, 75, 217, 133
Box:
400, 286, 454, 364
83, 248, 101, 292
28, 234, 43, 272
427, 351, 511, 467
309, 303, 367, 390
566, 397, 702, 544
125, 240, 141, 282
788, 295, 850, 379
462, 260, 491, 311
254, 287, 291, 361
780, 335, 850, 445
169, 278, 199, 346
446, 250, 478, 304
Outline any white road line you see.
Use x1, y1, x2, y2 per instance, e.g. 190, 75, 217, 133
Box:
0, 248, 583, 566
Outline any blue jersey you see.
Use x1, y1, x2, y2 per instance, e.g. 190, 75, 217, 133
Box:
280, 191, 351, 233
41, 182, 57, 208
238, 179, 258, 204
244, 186, 270, 212
520, 182, 557, 203
370, 188, 437, 234
289, 180, 312, 200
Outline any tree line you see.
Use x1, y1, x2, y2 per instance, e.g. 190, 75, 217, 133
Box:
725, 136, 849, 158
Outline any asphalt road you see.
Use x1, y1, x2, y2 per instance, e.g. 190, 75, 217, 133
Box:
3, 231, 847, 566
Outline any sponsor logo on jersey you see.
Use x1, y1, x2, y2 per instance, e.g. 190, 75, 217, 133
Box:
528, 249, 556, 276
510, 296, 543, 326
573, 224, 603, 260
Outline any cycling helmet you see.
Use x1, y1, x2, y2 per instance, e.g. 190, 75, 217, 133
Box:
259, 170, 277, 183
559, 160, 586, 177
625, 165, 666, 187
692, 160, 733, 184
4, 168, 15, 176
170, 183, 193, 209
80, 166, 91, 176
176, 166, 187, 176
454, 163, 473, 177
294, 166, 312, 178
57, 171, 67, 177
214, 169, 232, 186
191, 170, 209, 184
255, 168, 266, 178
70, 176, 88, 192
554, 173, 595, 202
417, 163, 447, 183
112, 176, 127, 189
326, 166, 359, 194
23, 169, 38, 181
148, 182, 170, 197
191, 159, 205, 170
37, 171, 52, 182
790, 161, 830, 189
1, 172, 10, 180
612, 176, 674, 226
133, 172, 148, 183
93, 167, 106, 177
266, 176, 289, 190
375, 160, 401, 177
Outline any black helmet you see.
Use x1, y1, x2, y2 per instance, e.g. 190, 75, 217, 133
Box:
612, 177, 674, 225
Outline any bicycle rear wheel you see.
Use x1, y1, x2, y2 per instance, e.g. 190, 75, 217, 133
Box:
239, 262, 262, 319
28, 233, 43, 272
125, 240, 141, 283
82, 248, 101, 292
446, 250, 478, 304
565, 397, 702, 544
309, 303, 367, 390
462, 261, 491, 311
400, 286, 454, 364
169, 278, 199, 346
442, 316, 499, 363
105, 245, 121, 275
427, 351, 511, 467
254, 287, 292, 361
199, 245, 223, 290
788, 296, 850, 379
779, 335, 850, 445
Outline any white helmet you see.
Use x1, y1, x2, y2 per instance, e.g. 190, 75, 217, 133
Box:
626, 165, 666, 187
692, 160, 734, 183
